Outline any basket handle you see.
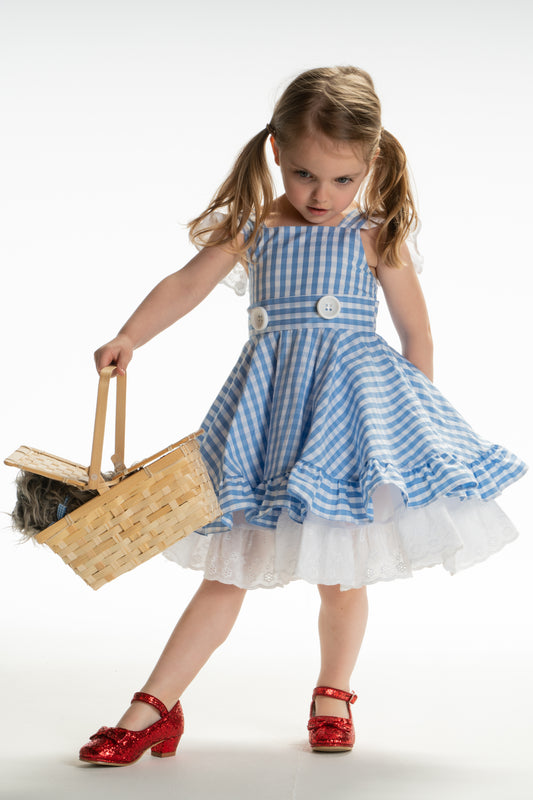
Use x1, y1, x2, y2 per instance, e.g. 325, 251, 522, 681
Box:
88, 366, 127, 490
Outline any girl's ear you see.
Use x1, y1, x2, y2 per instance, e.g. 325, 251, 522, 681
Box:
270, 136, 280, 166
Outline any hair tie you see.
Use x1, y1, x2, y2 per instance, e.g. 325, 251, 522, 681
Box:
266, 123, 275, 136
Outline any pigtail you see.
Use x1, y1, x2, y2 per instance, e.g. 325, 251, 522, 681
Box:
362, 129, 418, 267
188, 127, 274, 259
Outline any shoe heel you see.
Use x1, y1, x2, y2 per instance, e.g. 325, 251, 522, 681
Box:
151, 735, 181, 758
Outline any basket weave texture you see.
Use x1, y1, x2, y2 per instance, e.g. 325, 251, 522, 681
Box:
5, 369, 221, 590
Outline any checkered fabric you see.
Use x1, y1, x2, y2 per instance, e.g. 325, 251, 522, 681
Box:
195, 210, 527, 534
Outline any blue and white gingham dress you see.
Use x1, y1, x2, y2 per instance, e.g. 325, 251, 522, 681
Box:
165, 210, 527, 590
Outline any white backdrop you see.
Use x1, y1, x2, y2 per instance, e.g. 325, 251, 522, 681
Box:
1, 1, 532, 797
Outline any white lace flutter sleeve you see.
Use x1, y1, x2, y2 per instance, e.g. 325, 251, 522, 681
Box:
405, 220, 423, 274
220, 262, 248, 296
361, 217, 424, 274
192, 211, 249, 297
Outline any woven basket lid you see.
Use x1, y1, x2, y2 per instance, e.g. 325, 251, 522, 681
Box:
4, 431, 203, 489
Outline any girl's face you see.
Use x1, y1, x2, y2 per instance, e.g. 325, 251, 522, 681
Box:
271, 133, 370, 226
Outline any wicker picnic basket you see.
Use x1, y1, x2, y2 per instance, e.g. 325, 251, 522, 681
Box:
4, 367, 221, 590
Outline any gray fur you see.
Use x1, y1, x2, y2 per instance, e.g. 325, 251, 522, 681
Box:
11, 471, 98, 540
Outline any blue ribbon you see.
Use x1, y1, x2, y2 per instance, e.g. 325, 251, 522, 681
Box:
56, 496, 70, 521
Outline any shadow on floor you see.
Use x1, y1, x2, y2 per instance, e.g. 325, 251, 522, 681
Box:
4, 741, 531, 800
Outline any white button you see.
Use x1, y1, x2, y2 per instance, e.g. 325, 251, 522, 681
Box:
316, 295, 341, 319
250, 306, 269, 331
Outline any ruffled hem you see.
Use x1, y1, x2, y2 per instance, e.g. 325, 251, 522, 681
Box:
198, 445, 527, 533
163, 489, 519, 591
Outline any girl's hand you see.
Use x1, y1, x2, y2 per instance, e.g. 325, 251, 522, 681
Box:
94, 334, 133, 376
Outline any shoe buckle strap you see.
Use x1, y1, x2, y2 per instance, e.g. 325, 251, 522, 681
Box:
312, 686, 357, 704
131, 692, 168, 718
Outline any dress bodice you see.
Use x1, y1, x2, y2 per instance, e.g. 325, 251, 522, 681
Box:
245, 210, 377, 305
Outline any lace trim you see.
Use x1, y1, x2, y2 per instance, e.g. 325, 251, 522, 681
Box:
190, 211, 249, 296
220, 262, 248, 296
163, 493, 519, 591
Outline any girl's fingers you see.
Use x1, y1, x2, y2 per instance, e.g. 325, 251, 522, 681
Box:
115, 346, 133, 374
114, 356, 129, 376
94, 347, 119, 373
94, 352, 131, 376
94, 336, 133, 374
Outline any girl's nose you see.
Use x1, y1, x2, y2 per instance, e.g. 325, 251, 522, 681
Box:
312, 183, 327, 203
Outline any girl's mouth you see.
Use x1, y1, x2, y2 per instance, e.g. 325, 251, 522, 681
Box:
307, 206, 328, 215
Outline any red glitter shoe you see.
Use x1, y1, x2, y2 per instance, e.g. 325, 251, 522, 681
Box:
79, 691, 184, 766
307, 686, 357, 752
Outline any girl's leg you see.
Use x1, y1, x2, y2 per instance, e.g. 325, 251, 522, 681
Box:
117, 578, 246, 730
313, 584, 368, 718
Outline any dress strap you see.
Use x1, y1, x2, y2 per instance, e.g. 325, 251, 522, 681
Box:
240, 215, 257, 241
338, 208, 366, 229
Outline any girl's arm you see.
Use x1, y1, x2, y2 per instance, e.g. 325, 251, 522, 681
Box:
376, 241, 434, 381
94, 239, 242, 374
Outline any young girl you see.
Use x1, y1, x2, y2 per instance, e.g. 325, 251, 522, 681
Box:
80, 65, 527, 764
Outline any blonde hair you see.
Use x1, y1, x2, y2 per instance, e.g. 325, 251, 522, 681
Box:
189, 66, 418, 267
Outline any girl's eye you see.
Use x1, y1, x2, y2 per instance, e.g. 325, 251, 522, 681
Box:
336, 176, 352, 185
295, 170, 312, 179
